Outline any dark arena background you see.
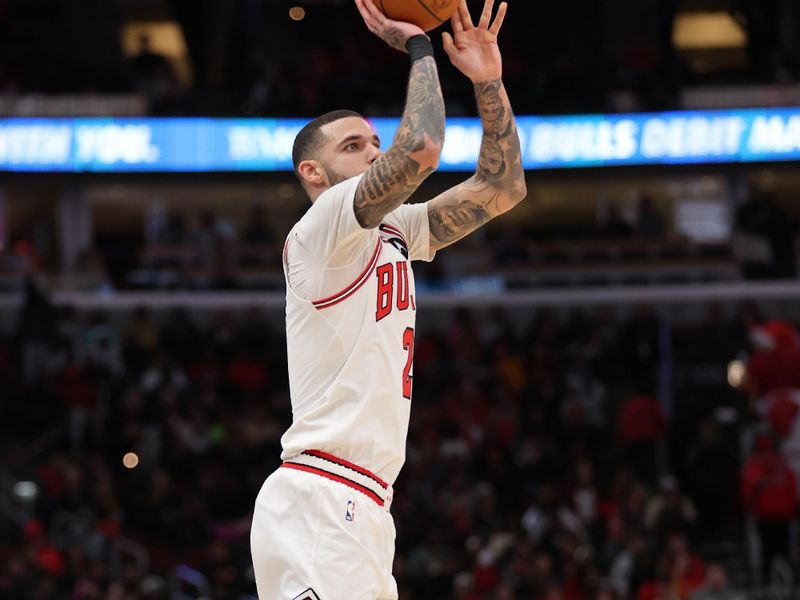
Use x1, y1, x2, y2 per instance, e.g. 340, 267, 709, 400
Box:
3, 0, 800, 598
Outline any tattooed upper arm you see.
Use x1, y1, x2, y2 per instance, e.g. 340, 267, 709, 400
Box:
354, 56, 444, 229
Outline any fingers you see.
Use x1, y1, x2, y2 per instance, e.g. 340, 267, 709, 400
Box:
457, 0, 474, 31
478, 0, 495, 30
442, 31, 457, 60
362, 0, 386, 24
355, 0, 378, 32
356, 0, 387, 32
451, 9, 463, 35
355, 0, 370, 23
488, 1, 507, 35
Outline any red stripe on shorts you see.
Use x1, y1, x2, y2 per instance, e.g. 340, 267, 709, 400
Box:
280, 462, 384, 506
303, 449, 388, 489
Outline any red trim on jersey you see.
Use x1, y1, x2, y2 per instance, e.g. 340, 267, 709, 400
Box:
380, 223, 407, 245
280, 462, 384, 506
312, 238, 382, 310
303, 449, 388, 489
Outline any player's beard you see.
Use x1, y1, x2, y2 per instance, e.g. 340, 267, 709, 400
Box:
321, 163, 348, 187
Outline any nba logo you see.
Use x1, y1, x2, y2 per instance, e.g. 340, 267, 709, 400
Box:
345, 500, 356, 522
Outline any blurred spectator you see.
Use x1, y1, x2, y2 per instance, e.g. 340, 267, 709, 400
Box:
731, 0, 781, 80
619, 305, 661, 383
617, 388, 667, 486
239, 204, 278, 268
73, 248, 115, 294
688, 564, 746, 600
661, 532, 706, 599
643, 475, 697, 539
609, 530, 653, 599
744, 320, 800, 404
14, 278, 58, 384
494, 228, 530, 265
79, 312, 122, 376
635, 195, 666, 239
684, 419, 739, 539
161, 211, 187, 245
740, 433, 796, 585
191, 211, 221, 270
600, 203, 633, 239
241, 204, 275, 246
0, 240, 41, 282
733, 192, 796, 279
123, 307, 160, 373
560, 357, 607, 442
131, 33, 177, 107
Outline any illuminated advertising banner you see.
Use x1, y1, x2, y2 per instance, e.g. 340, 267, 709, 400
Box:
1, 108, 800, 172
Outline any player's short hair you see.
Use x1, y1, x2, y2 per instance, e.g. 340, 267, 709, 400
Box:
292, 110, 366, 180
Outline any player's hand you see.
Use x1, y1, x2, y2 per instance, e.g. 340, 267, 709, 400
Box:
355, 0, 427, 53
443, 0, 506, 83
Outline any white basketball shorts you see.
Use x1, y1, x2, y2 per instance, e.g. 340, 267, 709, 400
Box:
250, 450, 398, 600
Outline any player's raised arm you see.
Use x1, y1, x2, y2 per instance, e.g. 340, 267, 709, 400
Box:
354, 0, 445, 229
426, 0, 527, 252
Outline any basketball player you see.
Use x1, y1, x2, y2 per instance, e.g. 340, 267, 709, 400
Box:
250, 0, 526, 597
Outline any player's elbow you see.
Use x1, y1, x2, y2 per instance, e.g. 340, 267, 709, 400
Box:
493, 178, 527, 215
513, 177, 528, 203
504, 177, 528, 207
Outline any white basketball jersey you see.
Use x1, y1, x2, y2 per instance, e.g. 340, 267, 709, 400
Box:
281, 174, 434, 484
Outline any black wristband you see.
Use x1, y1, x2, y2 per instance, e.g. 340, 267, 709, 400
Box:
406, 35, 434, 62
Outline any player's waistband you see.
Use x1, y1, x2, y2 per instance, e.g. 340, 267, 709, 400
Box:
280, 449, 393, 509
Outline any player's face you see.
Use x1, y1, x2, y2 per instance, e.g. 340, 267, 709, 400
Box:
318, 117, 382, 186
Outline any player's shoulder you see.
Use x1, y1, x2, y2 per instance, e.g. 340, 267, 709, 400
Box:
382, 201, 427, 232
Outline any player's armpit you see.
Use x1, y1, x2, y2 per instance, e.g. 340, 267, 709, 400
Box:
354, 56, 445, 229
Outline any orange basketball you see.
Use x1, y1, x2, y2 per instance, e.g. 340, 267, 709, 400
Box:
376, 0, 460, 32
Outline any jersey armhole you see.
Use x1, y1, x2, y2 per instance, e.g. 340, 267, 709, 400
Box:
311, 238, 382, 310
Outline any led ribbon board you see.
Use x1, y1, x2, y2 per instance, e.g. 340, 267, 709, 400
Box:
1, 108, 800, 172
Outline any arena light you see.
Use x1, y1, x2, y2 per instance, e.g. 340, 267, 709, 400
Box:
289, 7, 306, 21
120, 21, 193, 86
13, 481, 39, 501
727, 360, 745, 389
674, 12, 746, 50
123, 452, 140, 469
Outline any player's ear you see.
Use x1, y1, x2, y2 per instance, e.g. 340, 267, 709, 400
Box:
298, 159, 326, 188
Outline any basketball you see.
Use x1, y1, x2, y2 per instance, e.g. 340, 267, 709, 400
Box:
376, 0, 461, 32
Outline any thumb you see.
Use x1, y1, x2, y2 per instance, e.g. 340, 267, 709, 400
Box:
442, 31, 457, 59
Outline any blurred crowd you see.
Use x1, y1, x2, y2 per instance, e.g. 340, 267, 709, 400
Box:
0, 0, 797, 117
3, 280, 800, 599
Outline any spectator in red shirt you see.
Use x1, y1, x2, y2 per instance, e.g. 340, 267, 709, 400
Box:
617, 387, 667, 486
745, 320, 800, 404
740, 433, 797, 585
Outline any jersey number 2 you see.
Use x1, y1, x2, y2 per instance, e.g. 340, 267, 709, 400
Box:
402, 327, 415, 399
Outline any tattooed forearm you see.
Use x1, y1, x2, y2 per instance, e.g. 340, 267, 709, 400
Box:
354, 56, 445, 228
426, 79, 527, 252
474, 79, 524, 193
